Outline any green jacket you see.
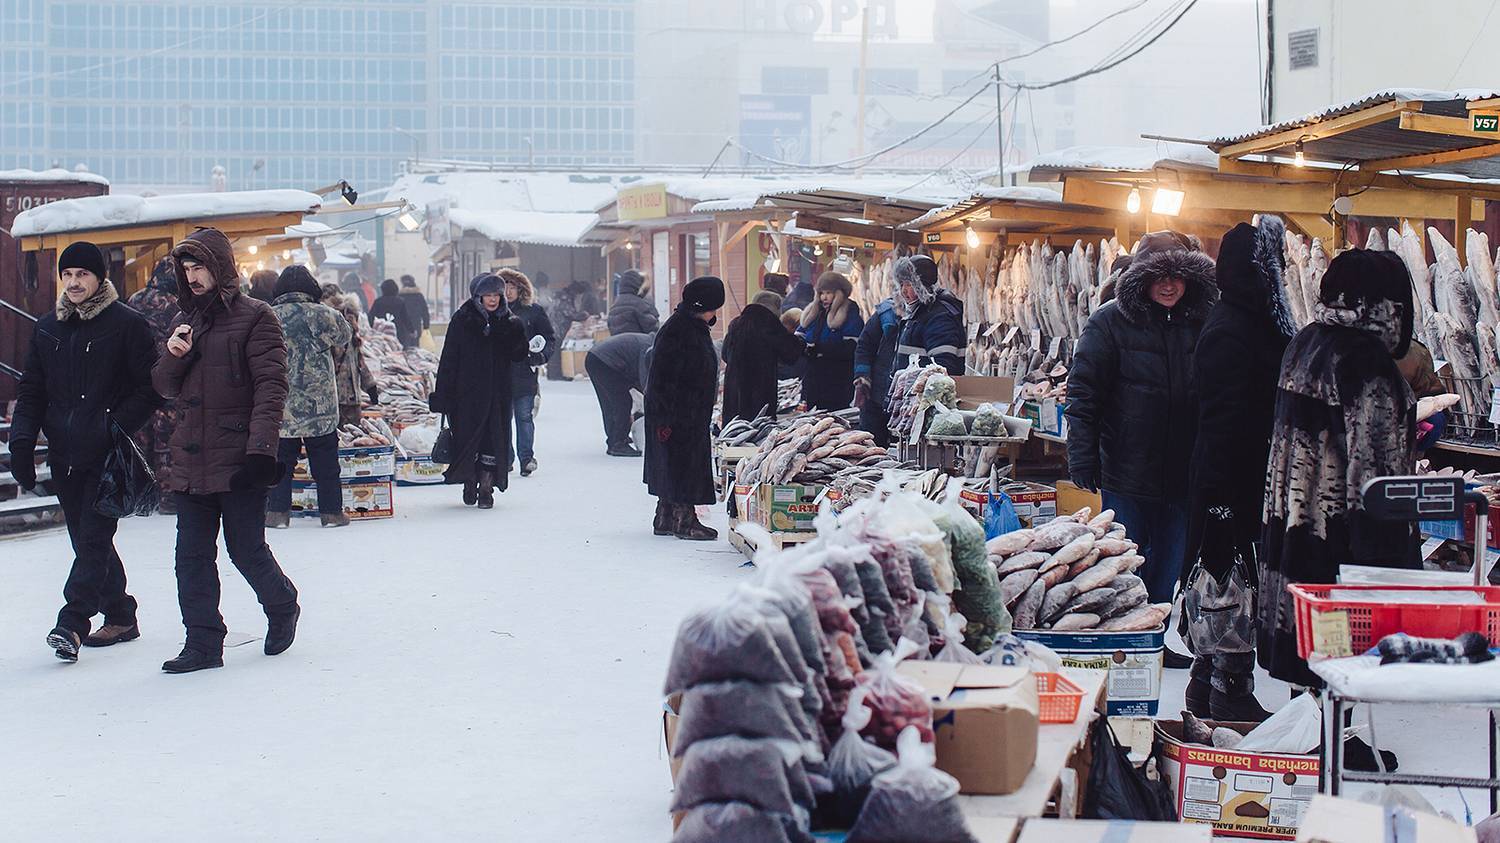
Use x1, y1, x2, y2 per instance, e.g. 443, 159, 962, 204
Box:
272, 292, 351, 437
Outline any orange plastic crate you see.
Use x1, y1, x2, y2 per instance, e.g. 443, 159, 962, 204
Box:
1289, 583, 1500, 659
1034, 672, 1085, 724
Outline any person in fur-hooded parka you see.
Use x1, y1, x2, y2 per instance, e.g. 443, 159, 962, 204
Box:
1258, 248, 1420, 688
797, 270, 865, 410
1181, 216, 1294, 722
893, 254, 966, 375
1066, 230, 1218, 603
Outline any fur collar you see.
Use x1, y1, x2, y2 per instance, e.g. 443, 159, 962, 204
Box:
1112, 248, 1218, 323
801, 290, 851, 331
1314, 297, 1404, 355
1251, 216, 1296, 337
56, 279, 118, 321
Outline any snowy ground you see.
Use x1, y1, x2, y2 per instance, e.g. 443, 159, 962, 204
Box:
0, 380, 1491, 839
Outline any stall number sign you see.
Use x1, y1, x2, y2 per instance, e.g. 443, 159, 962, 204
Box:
925, 232, 942, 243
1475, 113, 1500, 134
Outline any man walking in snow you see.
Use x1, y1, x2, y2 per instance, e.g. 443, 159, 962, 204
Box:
10, 241, 162, 662
152, 227, 301, 674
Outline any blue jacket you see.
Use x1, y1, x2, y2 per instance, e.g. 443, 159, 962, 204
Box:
796, 303, 865, 410
853, 297, 902, 408
896, 289, 966, 375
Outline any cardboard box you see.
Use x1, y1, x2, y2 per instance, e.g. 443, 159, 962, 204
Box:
973, 481, 1057, 528
1013, 627, 1163, 716
1019, 398, 1066, 436
560, 349, 589, 380
1294, 795, 1477, 843
394, 456, 446, 486
1055, 480, 1103, 517
291, 479, 394, 520
1018, 818, 1213, 842
662, 693, 685, 785
747, 482, 833, 533
292, 445, 396, 482
896, 662, 1039, 795
953, 375, 1015, 412
1156, 719, 1319, 840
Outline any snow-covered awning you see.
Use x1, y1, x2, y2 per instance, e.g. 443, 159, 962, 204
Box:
904, 186, 1065, 230
685, 175, 965, 217
448, 208, 599, 248
1212, 88, 1500, 147
1021, 144, 1219, 176
0, 168, 109, 186
12, 189, 322, 237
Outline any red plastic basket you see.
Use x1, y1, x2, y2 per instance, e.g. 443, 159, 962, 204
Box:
1034, 672, 1086, 724
1289, 583, 1500, 659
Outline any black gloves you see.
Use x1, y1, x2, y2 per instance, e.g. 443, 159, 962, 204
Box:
8, 444, 36, 491
230, 453, 286, 491
1069, 467, 1099, 494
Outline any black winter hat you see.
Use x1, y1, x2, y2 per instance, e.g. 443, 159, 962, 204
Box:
274, 264, 322, 300
381, 278, 400, 297
59, 241, 107, 282
681, 276, 725, 312
616, 269, 646, 295
1319, 247, 1414, 358
470, 272, 505, 299
910, 254, 939, 287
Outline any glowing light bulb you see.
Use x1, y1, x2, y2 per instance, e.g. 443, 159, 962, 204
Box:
248, 244, 258, 255
1294, 141, 1306, 167
965, 225, 980, 249
1126, 188, 1142, 214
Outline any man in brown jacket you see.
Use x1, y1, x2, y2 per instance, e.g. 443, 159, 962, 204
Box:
151, 227, 300, 674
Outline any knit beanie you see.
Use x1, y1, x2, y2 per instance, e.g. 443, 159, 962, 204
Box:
59, 241, 107, 282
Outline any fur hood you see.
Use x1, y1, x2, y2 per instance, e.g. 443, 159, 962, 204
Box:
498, 268, 535, 306
1112, 245, 1218, 323
1216, 215, 1295, 337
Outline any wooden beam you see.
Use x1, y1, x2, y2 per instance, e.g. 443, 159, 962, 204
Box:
1216, 156, 1500, 201
861, 201, 924, 226
1458, 193, 1473, 256
1218, 99, 1419, 158
797, 214, 919, 246
1285, 212, 1334, 241
1398, 110, 1500, 142
1364, 141, 1500, 173
1468, 98, 1500, 111
720, 219, 762, 253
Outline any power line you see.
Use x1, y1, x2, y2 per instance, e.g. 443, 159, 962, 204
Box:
1447, 0, 1499, 87
1000, 0, 1153, 66
1001, 0, 1201, 92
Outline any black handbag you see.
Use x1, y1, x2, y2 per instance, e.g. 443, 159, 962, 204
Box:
430, 415, 453, 464
1178, 543, 1259, 657
93, 419, 160, 518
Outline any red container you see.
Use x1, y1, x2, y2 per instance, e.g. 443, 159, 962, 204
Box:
1290, 583, 1500, 659
1034, 672, 1086, 724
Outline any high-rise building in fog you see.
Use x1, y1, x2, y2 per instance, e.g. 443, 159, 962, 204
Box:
0, 0, 636, 191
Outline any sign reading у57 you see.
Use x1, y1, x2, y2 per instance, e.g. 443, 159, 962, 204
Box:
1474, 112, 1500, 133
618, 184, 668, 222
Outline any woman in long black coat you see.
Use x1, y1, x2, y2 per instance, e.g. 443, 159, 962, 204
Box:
721, 290, 804, 424
797, 271, 865, 410
1182, 216, 1295, 723
644, 276, 725, 541
429, 273, 529, 509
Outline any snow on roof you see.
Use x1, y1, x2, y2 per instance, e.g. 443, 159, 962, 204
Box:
1212, 88, 1500, 147
285, 220, 334, 237
1022, 143, 1219, 173
384, 171, 625, 215
904, 186, 1064, 230
685, 174, 968, 214
448, 208, 599, 248
11, 189, 321, 237
0, 167, 110, 186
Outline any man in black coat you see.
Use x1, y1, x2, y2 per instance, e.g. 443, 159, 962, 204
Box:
853, 295, 903, 447
429, 273, 530, 509
1065, 231, 1218, 605
586, 331, 653, 456
1183, 217, 1294, 722
721, 290, 803, 423
500, 269, 556, 477
644, 276, 724, 541
608, 269, 659, 335
9, 241, 163, 661
399, 274, 431, 336
370, 278, 418, 348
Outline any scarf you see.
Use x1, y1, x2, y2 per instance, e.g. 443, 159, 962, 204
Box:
56, 279, 118, 321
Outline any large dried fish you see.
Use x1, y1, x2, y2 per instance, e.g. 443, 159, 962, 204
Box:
1467, 229, 1500, 326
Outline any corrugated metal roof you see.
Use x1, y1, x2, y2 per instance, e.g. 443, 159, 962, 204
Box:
903, 189, 1111, 234
1211, 88, 1500, 146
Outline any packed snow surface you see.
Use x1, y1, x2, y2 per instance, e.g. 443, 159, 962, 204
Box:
0, 380, 1486, 837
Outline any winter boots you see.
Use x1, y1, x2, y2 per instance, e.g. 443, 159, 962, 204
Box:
476, 469, 495, 509
608, 445, 643, 457
47, 627, 80, 662
321, 512, 350, 528
653, 500, 675, 536
1186, 653, 1272, 722
1185, 657, 1213, 718
265, 604, 301, 656
462, 477, 478, 506
84, 622, 140, 648
265, 511, 291, 529
162, 646, 223, 674
520, 459, 537, 477
674, 505, 718, 542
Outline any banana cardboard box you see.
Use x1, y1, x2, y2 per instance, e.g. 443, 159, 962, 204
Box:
1155, 719, 1319, 841
746, 483, 840, 533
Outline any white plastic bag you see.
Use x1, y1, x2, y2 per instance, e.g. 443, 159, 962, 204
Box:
826, 686, 898, 827
932, 611, 984, 665
1235, 692, 1322, 754
846, 726, 978, 843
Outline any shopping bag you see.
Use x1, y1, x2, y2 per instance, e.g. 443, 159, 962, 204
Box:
92, 419, 160, 518
983, 490, 1021, 540
1178, 544, 1258, 656
419, 329, 436, 352
430, 415, 454, 464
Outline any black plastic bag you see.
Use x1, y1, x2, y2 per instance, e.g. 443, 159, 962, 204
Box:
92, 420, 160, 518
1083, 718, 1177, 821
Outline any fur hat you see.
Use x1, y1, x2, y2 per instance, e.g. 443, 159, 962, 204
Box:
681, 276, 725, 312
762, 272, 790, 296
1216, 216, 1294, 337
274, 264, 322, 300
752, 290, 783, 311
148, 256, 177, 295
1111, 230, 1218, 323
1319, 248, 1414, 358
470, 272, 505, 299
815, 270, 853, 297
894, 254, 940, 305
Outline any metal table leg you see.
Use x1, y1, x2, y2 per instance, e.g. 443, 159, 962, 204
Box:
1323, 693, 1344, 797
1491, 709, 1498, 816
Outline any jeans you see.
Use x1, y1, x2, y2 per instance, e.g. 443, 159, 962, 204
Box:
512, 393, 537, 465
1102, 490, 1189, 603
585, 353, 634, 451
174, 488, 299, 654
54, 466, 138, 636
269, 432, 342, 515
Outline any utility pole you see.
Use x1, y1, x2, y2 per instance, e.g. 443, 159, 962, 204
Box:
994, 63, 1007, 184
856, 7, 869, 165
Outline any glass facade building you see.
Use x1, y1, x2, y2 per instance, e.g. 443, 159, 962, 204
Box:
0, 0, 635, 191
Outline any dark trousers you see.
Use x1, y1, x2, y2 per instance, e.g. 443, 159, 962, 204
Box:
269, 432, 342, 515
54, 466, 138, 637
1103, 490, 1189, 603
585, 353, 633, 451
859, 400, 891, 448
174, 488, 299, 654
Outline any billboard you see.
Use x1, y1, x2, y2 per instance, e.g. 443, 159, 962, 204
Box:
739, 95, 812, 165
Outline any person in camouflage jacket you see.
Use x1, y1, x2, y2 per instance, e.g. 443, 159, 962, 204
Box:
266, 266, 351, 527
322, 282, 378, 426
127, 257, 182, 511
